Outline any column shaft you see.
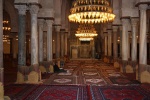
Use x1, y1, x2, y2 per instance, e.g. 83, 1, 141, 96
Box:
122, 19, 129, 61
12, 38, 17, 59
108, 30, 112, 56
61, 32, 65, 57
104, 34, 108, 56
113, 26, 118, 58
64, 33, 68, 55
46, 20, 53, 61
18, 14, 26, 66
131, 18, 138, 61
55, 26, 61, 58
43, 32, 47, 60
139, 5, 147, 64
119, 26, 122, 58
127, 31, 130, 59
30, 5, 39, 65
38, 19, 44, 62
0, 0, 3, 85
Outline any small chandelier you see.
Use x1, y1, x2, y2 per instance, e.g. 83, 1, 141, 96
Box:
75, 24, 98, 41
3, 20, 11, 31
68, 0, 115, 24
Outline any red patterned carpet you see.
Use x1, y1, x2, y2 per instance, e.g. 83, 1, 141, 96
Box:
4, 59, 150, 99
90, 85, 150, 100
4, 84, 39, 99
22, 85, 88, 100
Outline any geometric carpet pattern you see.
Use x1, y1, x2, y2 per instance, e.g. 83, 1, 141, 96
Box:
90, 85, 150, 100
4, 59, 150, 99
4, 84, 39, 100
24, 85, 89, 100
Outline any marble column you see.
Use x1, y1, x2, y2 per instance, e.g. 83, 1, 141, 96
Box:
113, 26, 118, 59
56, 26, 61, 58
61, 32, 65, 57
131, 18, 139, 61
46, 20, 53, 61
127, 31, 131, 59
12, 38, 17, 59
107, 30, 112, 57
29, 5, 39, 65
104, 33, 108, 56
15, 5, 27, 66
119, 26, 122, 58
64, 32, 68, 55
139, 4, 148, 64
0, 0, 4, 86
38, 19, 44, 62
43, 32, 47, 60
149, 43, 150, 59
121, 19, 129, 61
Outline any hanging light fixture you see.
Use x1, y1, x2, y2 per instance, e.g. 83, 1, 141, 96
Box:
75, 24, 98, 41
3, 20, 11, 31
3, 10, 11, 43
68, 0, 115, 24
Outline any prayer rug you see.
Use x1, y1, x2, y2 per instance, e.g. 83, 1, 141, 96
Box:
4, 84, 39, 100
102, 72, 125, 78
83, 65, 95, 68
83, 72, 99, 76
24, 85, 89, 100
57, 72, 72, 76
43, 75, 77, 85
90, 85, 150, 100
108, 77, 140, 85
78, 75, 107, 85
100, 69, 117, 73
82, 68, 98, 71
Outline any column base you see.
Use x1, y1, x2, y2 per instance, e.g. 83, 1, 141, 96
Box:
120, 60, 137, 73
16, 64, 42, 84
113, 58, 120, 69
0, 82, 4, 100
39, 61, 53, 72
138, 64, 150, 83
103, 56, 113, 63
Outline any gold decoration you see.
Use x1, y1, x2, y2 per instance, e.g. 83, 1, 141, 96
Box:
75, 24, 98, 41
68, 0, 115, 24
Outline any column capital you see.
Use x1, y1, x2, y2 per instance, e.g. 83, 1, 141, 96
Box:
104, 32, 108, 37
112, 26, 118, 32
119, 25, 122, 31
139, 4, 148, 11
107, 29, 112, 34
46, 20, 53, 26
130, 18, 139, 26
29, 5, 39, 15
55, 26, 61, 32
121, 18, 130, 25
38, 19, 44, 26
15, 5, 27, 15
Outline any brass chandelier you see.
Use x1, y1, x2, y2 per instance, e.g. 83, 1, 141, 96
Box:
68, 0, 115, 24
75, 24, 98, 41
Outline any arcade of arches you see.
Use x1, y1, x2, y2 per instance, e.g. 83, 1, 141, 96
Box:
0, 0, 150, 99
